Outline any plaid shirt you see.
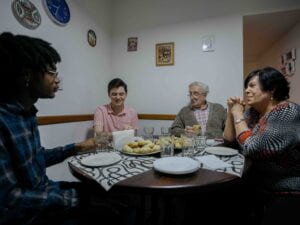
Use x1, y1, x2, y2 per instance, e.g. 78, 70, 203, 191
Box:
0, 102, 79, 225
194, 106, 209, 135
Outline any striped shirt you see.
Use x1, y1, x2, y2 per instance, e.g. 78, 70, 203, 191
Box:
0, 102, 79, 225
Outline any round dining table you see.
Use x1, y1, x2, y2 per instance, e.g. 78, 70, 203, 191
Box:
69, 158, 251, 195
68, 147, 251, 225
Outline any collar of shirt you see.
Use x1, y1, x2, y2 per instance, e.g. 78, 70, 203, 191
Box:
190, 102, 209, 111
1, 101, 38, 116
107, 104, 127, 116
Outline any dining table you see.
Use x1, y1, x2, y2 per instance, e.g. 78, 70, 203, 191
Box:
68, 144, 251, 225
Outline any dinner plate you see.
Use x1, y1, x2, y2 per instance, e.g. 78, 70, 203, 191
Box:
153, 157, 200, 175
205, 146, 238, 156
80, 152, 122, 167
121, 150, 161, 156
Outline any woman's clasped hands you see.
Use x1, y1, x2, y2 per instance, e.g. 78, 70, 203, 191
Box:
227, 96, 246, 116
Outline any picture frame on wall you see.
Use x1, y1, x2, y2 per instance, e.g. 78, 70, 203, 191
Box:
156, 42, 174, 66
87, 29, 97, 47
285, 60, 295, 76
127, 37, 138, 51
280, 48, 296, 76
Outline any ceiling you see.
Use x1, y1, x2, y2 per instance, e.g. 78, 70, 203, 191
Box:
243, 9, 300, 62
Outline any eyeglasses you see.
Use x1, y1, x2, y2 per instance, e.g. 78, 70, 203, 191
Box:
46, 70, 59, 78
187, 92, 205, 97
110, 92, 126, 97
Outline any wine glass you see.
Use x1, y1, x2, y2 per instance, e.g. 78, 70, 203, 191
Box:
143, 126, 154, 140
161, 127, 170, 136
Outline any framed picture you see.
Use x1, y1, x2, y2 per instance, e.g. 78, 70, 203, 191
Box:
127, 37, 138, 51
87, 29, 97, 47
286, 48, 296, 61
280, 48, 296, 76
201, 35, 215, 52
285, 60, 295, 76
156, 42, 174, 66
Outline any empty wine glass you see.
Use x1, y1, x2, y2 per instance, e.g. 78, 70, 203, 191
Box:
143, 126, 154, 140
161, 127, 170, 136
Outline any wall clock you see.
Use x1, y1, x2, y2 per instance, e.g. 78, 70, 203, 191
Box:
11, 0, 41, 30
42, 0, 71, 26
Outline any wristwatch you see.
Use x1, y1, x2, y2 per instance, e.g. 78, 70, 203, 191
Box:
234, 118, 245, 124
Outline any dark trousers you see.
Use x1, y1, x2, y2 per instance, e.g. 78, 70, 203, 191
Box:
29, 182, 135, 225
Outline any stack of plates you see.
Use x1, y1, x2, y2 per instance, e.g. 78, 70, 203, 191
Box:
153, 157, 200, 175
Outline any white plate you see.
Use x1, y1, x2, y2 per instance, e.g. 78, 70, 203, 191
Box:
80, 152, 121, 167
153, 157, 200, 175
205, 146, 238, 156
121, 150, 161, 156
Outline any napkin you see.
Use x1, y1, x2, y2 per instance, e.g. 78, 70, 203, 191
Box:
195, 155, 231, 169
112, 129, 135, 151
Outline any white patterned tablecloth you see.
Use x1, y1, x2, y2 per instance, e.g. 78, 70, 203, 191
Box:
68, 151, 245, 191
69, 151, 157, 191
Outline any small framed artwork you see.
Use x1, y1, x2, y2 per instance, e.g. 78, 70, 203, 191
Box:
280, 48, 296, 76
127, 37, 138, 51
156, 42, 175, 66
201, 35, 215, 52
87, 29, 97, 47
285, 60, 295, 76
286, 48, 296, 61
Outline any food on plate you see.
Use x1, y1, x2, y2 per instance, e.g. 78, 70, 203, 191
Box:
123, 139, 160, 154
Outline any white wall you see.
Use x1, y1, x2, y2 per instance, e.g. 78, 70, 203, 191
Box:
111, 15, 244, 115
111, 0, 300, 115
258, 22, 300, 104
0, 0, 112, 180
0, 0, 112, 135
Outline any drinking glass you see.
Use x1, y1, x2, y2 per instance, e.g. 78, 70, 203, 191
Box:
143, 126, 154, 140
194, 135, 207, 154
161, 127, 170, 136
181, 134, 195, 157
159, 135, 174, 157
94, 130, 111, 151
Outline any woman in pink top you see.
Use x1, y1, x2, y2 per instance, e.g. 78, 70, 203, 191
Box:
94, 78, 139, 134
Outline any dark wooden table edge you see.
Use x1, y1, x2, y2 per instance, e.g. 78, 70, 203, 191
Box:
68, 161, 249, 195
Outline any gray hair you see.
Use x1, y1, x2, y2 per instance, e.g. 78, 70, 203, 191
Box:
189, 81, 209, 94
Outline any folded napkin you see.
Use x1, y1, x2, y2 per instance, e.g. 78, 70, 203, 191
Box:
112, 129, 135, 151
195, 155, 231, 169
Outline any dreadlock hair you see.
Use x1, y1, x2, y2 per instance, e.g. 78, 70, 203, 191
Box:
0, 32, 61, 101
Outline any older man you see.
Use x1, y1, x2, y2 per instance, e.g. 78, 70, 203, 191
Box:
170, 81, 226, 138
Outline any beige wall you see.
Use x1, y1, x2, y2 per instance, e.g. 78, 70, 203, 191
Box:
258, 22, 300, 103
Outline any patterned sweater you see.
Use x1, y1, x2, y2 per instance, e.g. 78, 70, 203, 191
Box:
237, 101, 300, 191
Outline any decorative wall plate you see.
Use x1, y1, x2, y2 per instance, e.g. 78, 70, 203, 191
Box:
11, 0, 41, 30
42, 0, 71, 26
87, 29, 97, 47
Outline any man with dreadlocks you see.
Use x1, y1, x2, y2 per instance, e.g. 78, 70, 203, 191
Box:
0, 32, 122, 225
